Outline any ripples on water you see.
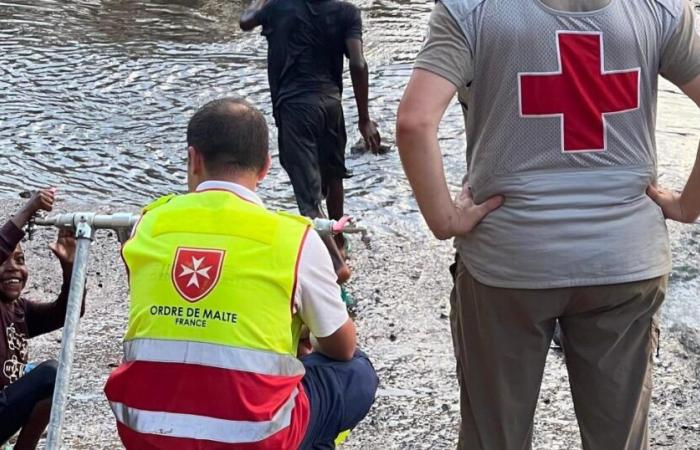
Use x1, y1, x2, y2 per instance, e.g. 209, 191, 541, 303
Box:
0, 0, 437, 233
0, 0, 697, 321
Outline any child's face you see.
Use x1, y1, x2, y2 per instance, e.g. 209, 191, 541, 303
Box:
0, 245, 28, 303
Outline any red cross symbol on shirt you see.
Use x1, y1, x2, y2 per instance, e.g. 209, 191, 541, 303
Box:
518, 32, 640, 152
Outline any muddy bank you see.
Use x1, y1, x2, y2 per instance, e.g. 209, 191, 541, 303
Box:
2, 197, 698, 449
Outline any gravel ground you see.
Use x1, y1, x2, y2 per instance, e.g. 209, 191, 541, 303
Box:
4, 198, 699, 449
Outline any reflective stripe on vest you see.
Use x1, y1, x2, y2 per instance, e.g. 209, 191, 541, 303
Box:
109, 388, 299, 444
124, 338, 305, 377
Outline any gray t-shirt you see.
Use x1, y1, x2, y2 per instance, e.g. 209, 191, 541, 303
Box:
414, 0, 700, 289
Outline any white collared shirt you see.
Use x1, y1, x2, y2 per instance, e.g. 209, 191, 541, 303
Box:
196, 180, 348, 338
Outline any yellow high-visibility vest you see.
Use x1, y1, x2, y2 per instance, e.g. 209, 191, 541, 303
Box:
105, 189, 313, 450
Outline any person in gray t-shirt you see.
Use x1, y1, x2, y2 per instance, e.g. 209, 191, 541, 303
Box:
397, 0, 700, 448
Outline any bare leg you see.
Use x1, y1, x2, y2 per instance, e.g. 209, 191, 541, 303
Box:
321, 232, 351, 284
326, 177, 344, 220
14, 399, 51, 450
305, 204, 350, 284
326, 177, 347, 257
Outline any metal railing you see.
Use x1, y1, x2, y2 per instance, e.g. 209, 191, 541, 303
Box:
30, 211, 369, 450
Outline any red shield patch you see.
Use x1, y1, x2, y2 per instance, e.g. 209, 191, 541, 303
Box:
171, 247, 225, 303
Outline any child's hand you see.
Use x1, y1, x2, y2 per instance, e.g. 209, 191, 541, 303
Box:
28, 188, 56, 214
11, 188, 57, 230
50, 229, 76, 270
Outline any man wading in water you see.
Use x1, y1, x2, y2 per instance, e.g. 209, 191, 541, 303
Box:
398, 0, 700, 448
240, 0, 381, 283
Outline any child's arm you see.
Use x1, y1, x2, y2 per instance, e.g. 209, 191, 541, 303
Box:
1, 189, 55, 264
25, 229, 84, 338
10, 188, 55, 230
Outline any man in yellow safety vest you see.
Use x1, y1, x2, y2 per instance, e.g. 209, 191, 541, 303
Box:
104, 97, 378, 449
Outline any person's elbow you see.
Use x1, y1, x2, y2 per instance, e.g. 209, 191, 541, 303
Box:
239, 16, 257, 31
348, 56, 367, 74
327, 334, 356, 362
330, 343, 356, 362
396, 106, 435, 148
430, 224, 454, 241
317, 341, 356, 362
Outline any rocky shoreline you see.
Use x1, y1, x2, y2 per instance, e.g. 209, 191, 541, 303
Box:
3, 197, 698, 449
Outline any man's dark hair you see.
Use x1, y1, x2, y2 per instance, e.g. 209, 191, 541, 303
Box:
187, 97, 269, 174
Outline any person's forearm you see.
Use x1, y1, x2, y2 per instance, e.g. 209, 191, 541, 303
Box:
61, 262, 73, 287
677, 76, 700, 221
681, 144, 700, 221
350, 62, 370, 123
10, 206, 34, 230
397, 69, 498, 238
396, 119, 457, 239
26, 289, 68, 338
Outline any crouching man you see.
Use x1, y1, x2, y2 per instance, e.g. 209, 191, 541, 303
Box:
104, 97, 378, 449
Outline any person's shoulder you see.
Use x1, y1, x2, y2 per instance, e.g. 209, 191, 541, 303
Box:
331, 0, 361, 18
336, 0, 360, 11
650, 0, 684, 18
142, 194, 177, 214
264, 0, 286, 11
260, 0, 291, 21
439, 0, 486, 20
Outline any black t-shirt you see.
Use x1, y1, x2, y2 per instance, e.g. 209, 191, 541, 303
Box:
256, 0, 362, 110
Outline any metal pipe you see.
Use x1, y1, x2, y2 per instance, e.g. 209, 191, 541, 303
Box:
45, 230, 93, 450
34, 213, 139, 230
35, 213, 372, 245
34, 213, 140, 244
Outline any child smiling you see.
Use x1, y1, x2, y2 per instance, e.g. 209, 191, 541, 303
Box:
0, 189, 81, 450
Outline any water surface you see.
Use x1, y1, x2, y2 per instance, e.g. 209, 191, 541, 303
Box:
0, 0, 697, 325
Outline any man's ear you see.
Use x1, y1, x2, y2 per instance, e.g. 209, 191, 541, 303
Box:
257, 154, 272, 183
187, 146, 206, 192
188, 146, 205, 175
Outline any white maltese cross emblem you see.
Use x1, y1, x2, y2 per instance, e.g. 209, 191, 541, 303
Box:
171, 248, 225, 302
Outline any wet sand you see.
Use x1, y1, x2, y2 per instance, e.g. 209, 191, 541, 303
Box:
3, 197, 697, 449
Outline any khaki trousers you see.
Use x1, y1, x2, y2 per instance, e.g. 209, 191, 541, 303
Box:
450, 256, 666, 450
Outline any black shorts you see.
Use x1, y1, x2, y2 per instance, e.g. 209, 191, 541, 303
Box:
0, 360, 57, 444
276, 98, 349, 217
